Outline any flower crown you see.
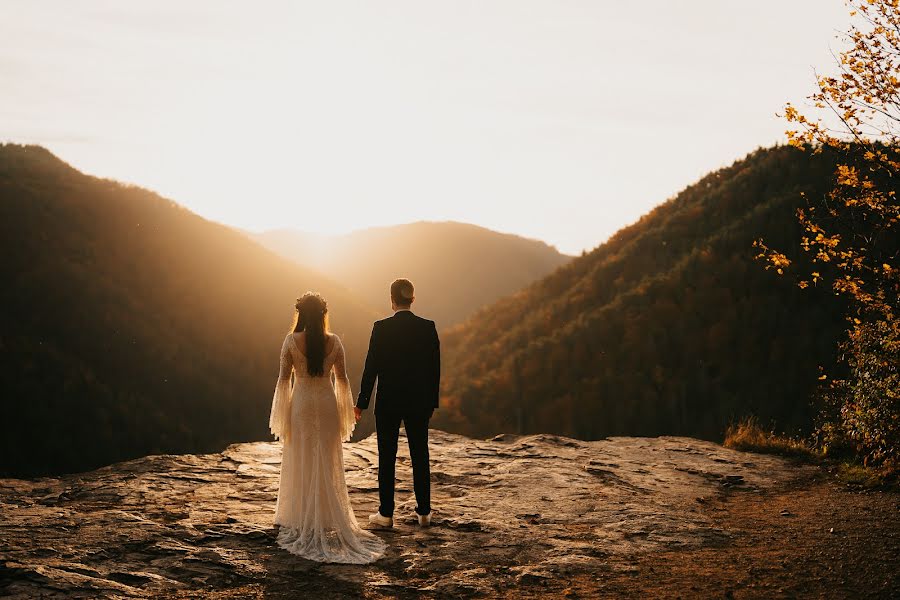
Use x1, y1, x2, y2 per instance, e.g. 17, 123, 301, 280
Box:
295, 292, 328, 315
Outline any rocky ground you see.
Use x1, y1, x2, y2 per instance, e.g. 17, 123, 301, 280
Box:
1, 430, 898, 599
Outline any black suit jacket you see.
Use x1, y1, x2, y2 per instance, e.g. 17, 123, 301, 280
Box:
356, 310, 441, 416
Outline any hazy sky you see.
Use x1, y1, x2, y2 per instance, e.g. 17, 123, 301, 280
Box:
2, 1, 850, 253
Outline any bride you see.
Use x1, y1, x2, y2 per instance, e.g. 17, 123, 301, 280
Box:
268, 291, 385, 563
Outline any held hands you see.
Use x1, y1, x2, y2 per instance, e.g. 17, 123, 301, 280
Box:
354, 407, 362, 422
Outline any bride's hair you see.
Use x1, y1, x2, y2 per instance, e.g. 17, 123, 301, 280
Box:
291, 291, 329, 377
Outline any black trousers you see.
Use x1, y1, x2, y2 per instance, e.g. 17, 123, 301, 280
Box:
375, 410, 431, 517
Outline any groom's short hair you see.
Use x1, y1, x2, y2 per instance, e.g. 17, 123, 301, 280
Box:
391, 278, 415, 306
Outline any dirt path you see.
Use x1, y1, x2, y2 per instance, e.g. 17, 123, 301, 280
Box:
555, 473, 900, 599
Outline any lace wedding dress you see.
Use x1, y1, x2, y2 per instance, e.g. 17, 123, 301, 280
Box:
268, 332, 385, 563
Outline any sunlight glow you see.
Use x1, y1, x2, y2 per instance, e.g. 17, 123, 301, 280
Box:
1, 0, 850, 253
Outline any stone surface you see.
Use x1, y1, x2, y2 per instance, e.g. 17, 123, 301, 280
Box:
0, 430, 853, 598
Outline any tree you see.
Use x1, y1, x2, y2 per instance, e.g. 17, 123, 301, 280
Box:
756, 0, 900, 466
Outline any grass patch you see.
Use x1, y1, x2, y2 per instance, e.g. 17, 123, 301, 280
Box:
725, 418, 900, 489
724, 417, 817, 459
829, 460, 899, 490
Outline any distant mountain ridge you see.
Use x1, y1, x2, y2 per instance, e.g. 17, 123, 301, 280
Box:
0, 144, 378, 477
251, 221, 571, 327
433, 145, 849, 441
1, 142, 852, 475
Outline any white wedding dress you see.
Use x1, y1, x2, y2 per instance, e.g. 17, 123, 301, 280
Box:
268, 332, 385, 563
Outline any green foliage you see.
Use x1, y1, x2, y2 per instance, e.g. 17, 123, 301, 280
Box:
433, 145, 849, 442
768, 0, 900, 468
0, 144, 377, 477
819, 317, 900, 467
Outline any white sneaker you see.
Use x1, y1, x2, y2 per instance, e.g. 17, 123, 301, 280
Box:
417, 512, 432, 527
368, 512, 393, 528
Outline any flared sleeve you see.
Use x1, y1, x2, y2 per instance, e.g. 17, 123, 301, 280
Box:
269, 334, 294, 442
332, 335, 356, 442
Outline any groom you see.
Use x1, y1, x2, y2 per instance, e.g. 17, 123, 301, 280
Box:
354, 278, 440, 528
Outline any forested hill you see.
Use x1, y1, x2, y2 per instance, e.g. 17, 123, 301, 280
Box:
433, 145, 849, 441
0, 145, 377, 477
251, 222, 571, 327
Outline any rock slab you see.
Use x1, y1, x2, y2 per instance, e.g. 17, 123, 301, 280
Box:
0, 431, 811, 598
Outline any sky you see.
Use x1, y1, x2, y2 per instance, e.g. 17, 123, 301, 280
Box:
2, 0, 851, 254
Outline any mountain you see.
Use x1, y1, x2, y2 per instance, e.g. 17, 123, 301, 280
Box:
432, 145, 849, 441
0, 144, 378, 477
251, 222, 572, 327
